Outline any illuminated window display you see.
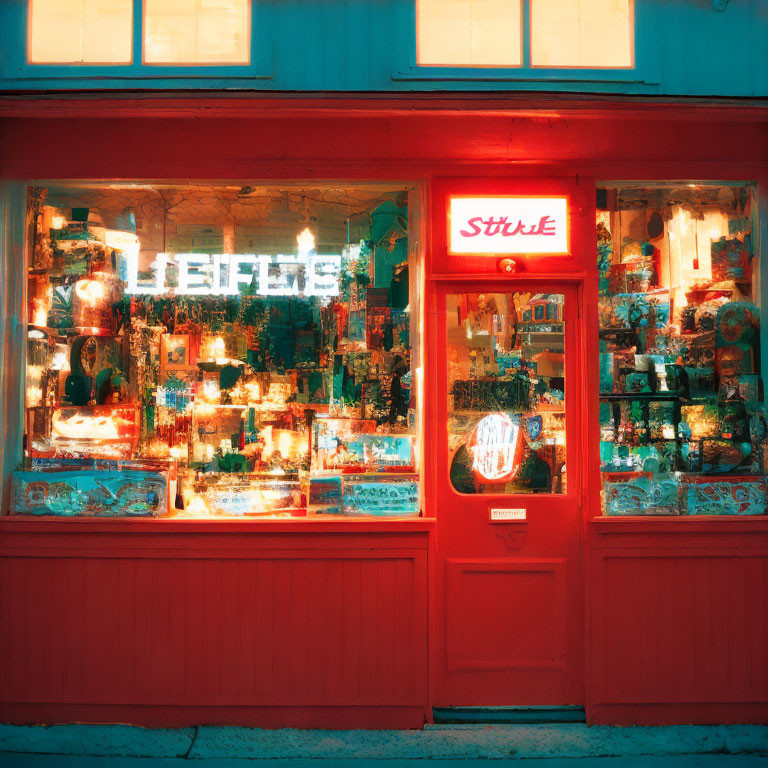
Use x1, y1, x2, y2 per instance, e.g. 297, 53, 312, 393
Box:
597, 183, 766, 515
15, 184, 421, 518
447, 291, 567, 495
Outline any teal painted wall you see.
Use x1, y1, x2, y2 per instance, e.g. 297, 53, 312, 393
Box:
0, 0, 766, 96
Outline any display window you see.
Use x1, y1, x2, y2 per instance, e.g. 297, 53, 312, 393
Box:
16, 183, 421, 519
447, 291, 567, 495
597, 183, 766, 516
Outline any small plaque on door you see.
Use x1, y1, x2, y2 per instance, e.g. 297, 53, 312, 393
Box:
489, 507, 526, 522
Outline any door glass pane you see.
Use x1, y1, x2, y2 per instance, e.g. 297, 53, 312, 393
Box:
447, 291, 566, 494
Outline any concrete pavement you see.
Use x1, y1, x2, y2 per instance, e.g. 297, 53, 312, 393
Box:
0, 723, 766, 763
1, 756, 768, 767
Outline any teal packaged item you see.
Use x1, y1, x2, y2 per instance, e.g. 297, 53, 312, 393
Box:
602, 473, 679, 515
47, 285, 74, 329
599, 352, 614, 392
681, 476, 766, 515
309, 475, 343, 515
11, 469, 167, 517
342, 476, 419, 517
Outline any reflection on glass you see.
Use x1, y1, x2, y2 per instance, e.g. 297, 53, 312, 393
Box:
447, 292, 566, 495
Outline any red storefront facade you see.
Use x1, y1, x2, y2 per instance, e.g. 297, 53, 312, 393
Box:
0, 94, 767, 729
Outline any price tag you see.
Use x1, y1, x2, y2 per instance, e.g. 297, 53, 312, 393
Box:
489, 507, 527, 522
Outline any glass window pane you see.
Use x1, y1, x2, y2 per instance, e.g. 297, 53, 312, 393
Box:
82, 0, 133, 63
531, 0, 633, 68
29, 0, 132, 64
417, 0, 522, 67
19, 183, 421, 520
597, 184, 766, 516
447, 292, 567, 495
144, 0, 250, 64
196, 0, 249, 63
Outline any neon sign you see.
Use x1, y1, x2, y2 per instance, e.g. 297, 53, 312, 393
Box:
468, 412, 523, 483
125, 252, 342, 297
449, 196, 569, 255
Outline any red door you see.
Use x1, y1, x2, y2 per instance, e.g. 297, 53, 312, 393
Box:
431, 279, 584, 708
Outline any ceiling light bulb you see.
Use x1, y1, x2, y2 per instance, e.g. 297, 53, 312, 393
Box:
297, 227, 316, 255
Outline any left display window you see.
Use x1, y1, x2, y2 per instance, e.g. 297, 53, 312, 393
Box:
15, 183, 421, 519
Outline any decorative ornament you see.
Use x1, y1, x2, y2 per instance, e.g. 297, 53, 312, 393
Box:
526, 414, 543, 441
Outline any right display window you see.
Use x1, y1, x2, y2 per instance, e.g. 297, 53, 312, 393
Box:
597, 183, 766, 516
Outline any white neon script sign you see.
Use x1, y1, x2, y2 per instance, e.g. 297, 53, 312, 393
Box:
449, 196, 569, 255
469, 413, 521, 483
125, 252, 342, 297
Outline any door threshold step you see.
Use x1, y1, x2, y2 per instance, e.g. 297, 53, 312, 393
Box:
432, 706, 586, 724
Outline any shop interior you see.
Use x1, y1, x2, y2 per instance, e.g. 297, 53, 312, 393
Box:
597, 183, 766, 515
17, 183, 421, 518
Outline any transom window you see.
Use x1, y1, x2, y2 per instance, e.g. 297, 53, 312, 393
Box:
27, 0, 251, 65
144, 0, 250, 64
28, 0, 133, 64
416, 0, 634, 69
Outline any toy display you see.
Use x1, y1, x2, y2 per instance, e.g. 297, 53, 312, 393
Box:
597, 184, 765, 515
16, 184, 421, 518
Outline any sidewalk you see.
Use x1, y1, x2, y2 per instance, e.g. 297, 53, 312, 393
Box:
0, 723, 767, 762
4, 757, 768, 768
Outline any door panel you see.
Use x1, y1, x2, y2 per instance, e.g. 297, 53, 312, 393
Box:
445, 559, 567, 672
433, 281, 583, 707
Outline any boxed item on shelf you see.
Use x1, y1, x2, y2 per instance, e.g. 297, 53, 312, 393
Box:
27, 404, 141, 460
181, 471, 303, 517
11, 466, 170, 517
680, 474, 767, 515
602, 471, 680, 516
341, 474, 420, 517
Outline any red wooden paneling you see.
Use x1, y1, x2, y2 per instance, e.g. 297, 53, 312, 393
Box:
445, 559, 567, 672
0, 97, 765, 181
0, 525, 430, 728
589, 520, 768, 725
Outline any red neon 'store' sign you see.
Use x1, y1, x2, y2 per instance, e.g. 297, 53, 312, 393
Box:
449, 196, 569, 255
459, 215, 557, 238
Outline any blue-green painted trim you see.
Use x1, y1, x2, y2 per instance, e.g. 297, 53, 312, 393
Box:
392, 0, 660, 88
433, 706, 587, 724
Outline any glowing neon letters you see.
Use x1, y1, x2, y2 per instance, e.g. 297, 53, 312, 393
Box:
125, 252, 342, 298
449, 196, 569, 255
468, 412, 522, 483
